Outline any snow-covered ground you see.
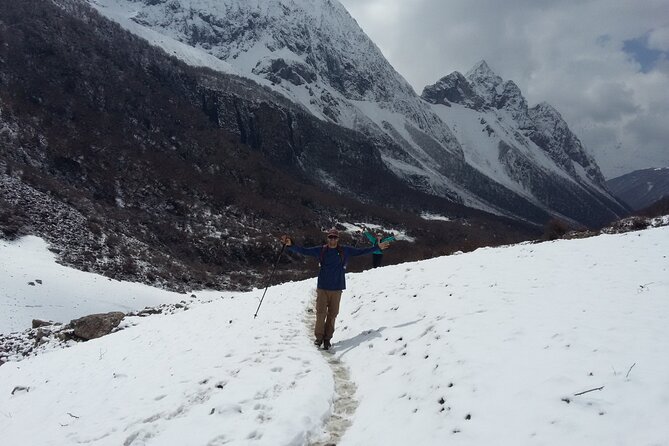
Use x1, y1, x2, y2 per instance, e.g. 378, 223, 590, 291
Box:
1, 226, 668, 445
0, 237, 190, 334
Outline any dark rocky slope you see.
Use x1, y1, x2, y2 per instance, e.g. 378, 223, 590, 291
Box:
606, 168, 669, 210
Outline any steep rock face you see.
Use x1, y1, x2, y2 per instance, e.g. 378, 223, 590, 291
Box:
528, 102, 605, 184
606, 168, 669, 210
421, 72, 484, 110
465, 61, 533, 130
495, 81, 533, 129
130, 0, 407, 101
96, 0, 459, 150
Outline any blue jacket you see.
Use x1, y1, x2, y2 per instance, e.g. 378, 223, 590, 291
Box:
288, 244, 379, 290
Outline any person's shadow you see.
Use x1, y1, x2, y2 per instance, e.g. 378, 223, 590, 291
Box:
335, 326, 386, 356
335, 318, 423, 357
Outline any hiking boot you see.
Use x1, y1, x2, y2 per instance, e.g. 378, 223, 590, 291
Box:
314, 338, 323, 347
323, 339, 331, 350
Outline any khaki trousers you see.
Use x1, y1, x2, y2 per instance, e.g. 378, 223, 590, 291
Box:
315, 289, 342, 341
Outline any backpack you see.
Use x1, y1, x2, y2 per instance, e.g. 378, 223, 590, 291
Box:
319, 245, 346, 269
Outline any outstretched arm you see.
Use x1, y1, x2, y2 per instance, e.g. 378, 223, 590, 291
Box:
288, 245, 322, 258
345, 242, 389, 257
281, 235, 321, 258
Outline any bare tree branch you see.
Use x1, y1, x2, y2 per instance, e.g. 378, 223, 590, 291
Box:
10, 386, 29, 395
574, 386, 604, 396
626, 363, 636, 379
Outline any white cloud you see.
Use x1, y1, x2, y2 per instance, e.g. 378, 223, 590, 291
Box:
582, 81, 639, 123
339, 0, 669, 178
648, 25, 669, 51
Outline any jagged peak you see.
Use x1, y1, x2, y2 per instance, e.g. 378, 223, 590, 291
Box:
421, 70, 485, 109
466, 60, 491, 75
464, 60, 504, 106
465, 60, 498, 80
533, 101, 558, 112
431, 71, 466, 87
502, 79, 520, 91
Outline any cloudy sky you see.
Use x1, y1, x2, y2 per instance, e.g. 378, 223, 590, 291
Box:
339, 0, 669, 179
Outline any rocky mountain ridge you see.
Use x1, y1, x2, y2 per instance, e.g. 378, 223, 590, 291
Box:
606, 168, 669, 210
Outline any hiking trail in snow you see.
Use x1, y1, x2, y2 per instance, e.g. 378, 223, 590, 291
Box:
304, 291, 358, 446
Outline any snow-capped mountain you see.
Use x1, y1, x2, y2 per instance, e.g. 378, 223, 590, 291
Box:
90, 0, 456, 144
606, 167, 669, 210
423, 61, 628, 224
85, 0, 626, 226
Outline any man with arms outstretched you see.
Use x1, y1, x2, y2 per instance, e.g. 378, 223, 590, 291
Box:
281, 228, 390, 350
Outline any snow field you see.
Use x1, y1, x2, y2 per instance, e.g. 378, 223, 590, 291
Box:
335, 227, 669, 445
0, 281, 333, 445
1, 226, 668, 445
0, 236, 187, 334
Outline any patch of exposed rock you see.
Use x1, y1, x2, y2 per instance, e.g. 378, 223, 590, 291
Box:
70, 312, 126, 340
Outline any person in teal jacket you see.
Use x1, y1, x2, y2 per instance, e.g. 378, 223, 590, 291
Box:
363, 230, 395, 268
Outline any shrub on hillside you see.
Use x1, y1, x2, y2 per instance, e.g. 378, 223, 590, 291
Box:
639, 196, 669, 219
543, 218, 571, 241
0, 199, 26, 239
603, 216, 650, 234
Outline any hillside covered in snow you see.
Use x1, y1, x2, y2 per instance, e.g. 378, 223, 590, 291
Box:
1, 222, 668, 445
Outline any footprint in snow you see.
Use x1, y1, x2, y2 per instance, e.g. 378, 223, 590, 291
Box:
246, 430, 262, 440
205, 434, 230, 445
256, 412, 272, 423
295, 368, 312, 379
124, 428, 157, 446
211, 404, 243, 415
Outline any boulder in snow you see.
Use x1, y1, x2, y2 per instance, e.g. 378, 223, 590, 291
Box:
70, 312, 125, 340
32, 319, 53, 329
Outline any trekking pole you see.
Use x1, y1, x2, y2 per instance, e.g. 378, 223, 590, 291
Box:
254, 243, 287, 318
